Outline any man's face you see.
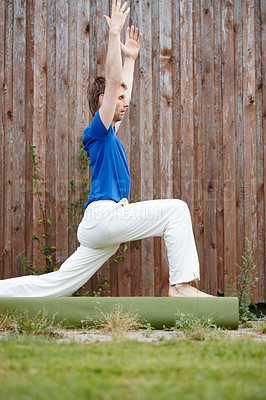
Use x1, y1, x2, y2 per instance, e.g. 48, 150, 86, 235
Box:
113, 87, 129, 123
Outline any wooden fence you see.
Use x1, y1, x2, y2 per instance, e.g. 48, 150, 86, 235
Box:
0, 0, 266, 302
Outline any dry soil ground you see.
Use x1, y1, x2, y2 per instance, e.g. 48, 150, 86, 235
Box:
56, 320, 266, 343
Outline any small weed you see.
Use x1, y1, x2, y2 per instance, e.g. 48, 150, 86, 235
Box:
143, 322, 155, 338
111, 242, 128, 263
9, 307, 64, 338
68, 177, 90, 231
17, 251, 38, 275
130, 194, 141, 203
0, 309, 12, 332
83, 304, 144, 340
174, 311, 217, 331
255, 322, 266, 335
238, 303, 257, 322
188, 326, 221, 341
17, 144, 60, 275
227, 237, 258, 322
68, 140, 90, 232
73, 273, 110, 297
240, 321, 253, 329
75, 140, 90, 171
172, 311, 220, 341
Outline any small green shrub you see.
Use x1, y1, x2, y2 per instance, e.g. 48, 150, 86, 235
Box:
227, 237, 258, 322
172, 311, 219, 341
143, 322, 155, 338
68, 140, 90, 231
73, 273, 110, 297
17, 144, 60, 275
130, 194, 141, 203
255, 322, 266, 335
10, 307, 63, 338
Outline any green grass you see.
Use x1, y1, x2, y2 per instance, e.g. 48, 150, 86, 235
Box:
0, 336, 265, 400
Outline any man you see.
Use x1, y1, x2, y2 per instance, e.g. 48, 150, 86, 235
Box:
0, 0, 211, 297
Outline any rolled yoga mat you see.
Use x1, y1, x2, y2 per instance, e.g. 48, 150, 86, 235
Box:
0, 296, 239, 330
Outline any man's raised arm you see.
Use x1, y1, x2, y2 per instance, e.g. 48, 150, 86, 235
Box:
100, 0, 130, 129
121, 26, 142, 104
112, 25, 142, 132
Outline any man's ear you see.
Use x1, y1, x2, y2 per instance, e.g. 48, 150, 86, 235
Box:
98, 93, 104, 107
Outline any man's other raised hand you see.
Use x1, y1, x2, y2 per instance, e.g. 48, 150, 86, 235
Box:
121, 26, 142, 60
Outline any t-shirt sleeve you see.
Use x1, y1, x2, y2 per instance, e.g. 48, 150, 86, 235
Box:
83, 110, 109, 144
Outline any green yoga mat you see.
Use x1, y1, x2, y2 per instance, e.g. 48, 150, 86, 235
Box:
0, 297, 239, 330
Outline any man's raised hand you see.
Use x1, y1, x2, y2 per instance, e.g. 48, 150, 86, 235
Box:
104, 16, 142, 61
121, 26, 142, 60
104, 0, 130, 34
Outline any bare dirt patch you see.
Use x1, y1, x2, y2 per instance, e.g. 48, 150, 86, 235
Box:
55, 320, 266, 343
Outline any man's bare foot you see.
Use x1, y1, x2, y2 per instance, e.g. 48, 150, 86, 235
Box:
168, 283, 213, 297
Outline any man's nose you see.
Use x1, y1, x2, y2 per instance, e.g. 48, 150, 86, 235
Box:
124, 99, 129, 108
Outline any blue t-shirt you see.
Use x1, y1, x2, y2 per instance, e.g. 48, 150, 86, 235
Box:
82, 110, 131, 208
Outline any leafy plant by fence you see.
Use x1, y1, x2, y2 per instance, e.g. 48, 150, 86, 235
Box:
68, 140, 90, 231
18, 145, 60, 275
227, 237, 259, 322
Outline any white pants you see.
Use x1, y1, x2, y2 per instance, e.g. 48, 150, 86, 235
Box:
0, 199, 200, 297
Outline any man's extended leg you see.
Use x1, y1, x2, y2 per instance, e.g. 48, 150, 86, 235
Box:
0, 243, 119, 297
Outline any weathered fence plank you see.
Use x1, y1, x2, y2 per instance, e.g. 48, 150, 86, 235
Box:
55, 0, 69, 264
74, 0, 91, 294
180, 0, 194, 211
255, 0, 264, 302
32, 0, 47, 271
243, 0, 258, 297
261, 0, 266, 302
234, 0, 245, 297
222, 0, 237, 295
193, 0, 205, 290
3, 1, 14, 278
201, 0, 218, 295
46, 0, 57, 269
128, 0, 141, 297
13, 0, 26, 277
0, 0, 5, 277
159, 0, 173, 296
24, 0, 35, 272
139, 0, 154, 296
213, 0, 224, 296
152, 0, 162, 297
68, 0, 78, 257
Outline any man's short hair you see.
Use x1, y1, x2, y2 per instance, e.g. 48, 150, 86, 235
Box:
87, 77, 127, 117
87, 77, 105, 117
